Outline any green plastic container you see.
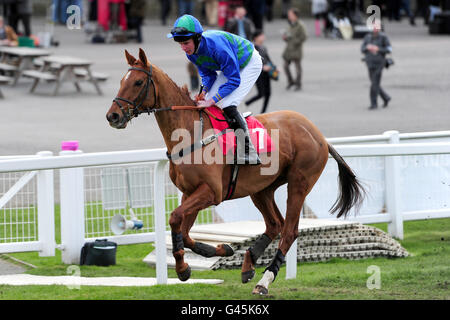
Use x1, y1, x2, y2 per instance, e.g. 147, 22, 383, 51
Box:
18, 37, 35, 47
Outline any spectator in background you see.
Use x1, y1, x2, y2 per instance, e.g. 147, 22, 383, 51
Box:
413, 0, 430, 24
52, 0, 82, 25
245, 30, 276, 114
160, 0, 172, 25
311, 0, 328, 37
188, 61, 199, 91
428, 0, 442, 22
361, 19, 392, 110
225, 5, 254, 40
0, 15, 18, 47
204, 0, 219, 26
281, 0, 292, 18
282, 8, 307, 91
126, 0, 146, 43
178, 0, 195, 15
400, 0, 416, 25
265, 0, 274, 22
244, 0, 264, 30
10, 0, 32, 37
387, 0, 401, 21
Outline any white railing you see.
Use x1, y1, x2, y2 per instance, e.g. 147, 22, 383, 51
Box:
0, 149, 171, 284
327, 130, 450, 145
328, 130, 450, 238
284, 132, 450, 280
1, 130, 450, 284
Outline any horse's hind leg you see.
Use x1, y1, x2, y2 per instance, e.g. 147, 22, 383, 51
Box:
252, 172, 308, 295
242, 186, 284, 283
169, 183, 216, 281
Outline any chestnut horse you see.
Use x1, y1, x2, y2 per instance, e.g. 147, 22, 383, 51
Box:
106, 49, 365, 295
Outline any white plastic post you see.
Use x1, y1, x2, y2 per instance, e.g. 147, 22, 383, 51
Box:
153, 160, 168, 284
285, 237, 298, 280
384, 131, 404, 240
36, 151, 56, 257
59, 149, 86, 264
285, 206, 302, 280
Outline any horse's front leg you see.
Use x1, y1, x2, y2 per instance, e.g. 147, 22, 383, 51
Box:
169, 183, 216, 281
181, 206, 234, 258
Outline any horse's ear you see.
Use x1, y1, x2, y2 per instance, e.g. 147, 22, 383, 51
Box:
125, 50, 137, 66
139, 48, 149, 67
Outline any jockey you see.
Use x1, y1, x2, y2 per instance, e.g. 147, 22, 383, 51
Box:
167, 14, 262, 165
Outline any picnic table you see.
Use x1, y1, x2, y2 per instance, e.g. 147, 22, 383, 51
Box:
0, 75, 12, 99
0, 47, 51, 85
23, 55, 108, 96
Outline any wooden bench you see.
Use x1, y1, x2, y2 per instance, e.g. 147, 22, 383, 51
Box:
22, 70, 57, 81
22, 70, 57, 93
0, 62, 18, 75
0, 75, 13, 98
73, 69, 109, 81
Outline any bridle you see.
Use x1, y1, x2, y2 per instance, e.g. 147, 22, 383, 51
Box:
113, 65, 158, 122
112, 64, 223, 123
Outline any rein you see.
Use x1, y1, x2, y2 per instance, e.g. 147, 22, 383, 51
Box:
113, 64, 227, 122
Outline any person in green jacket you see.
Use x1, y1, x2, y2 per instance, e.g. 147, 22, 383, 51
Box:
282, 8, 307, 91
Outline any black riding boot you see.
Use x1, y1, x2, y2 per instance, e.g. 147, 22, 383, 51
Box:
223, 105, 261, 165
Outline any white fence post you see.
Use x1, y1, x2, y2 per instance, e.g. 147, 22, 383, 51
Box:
36, 151, 55, 257
154, 160, 168, 284
384, 131, 403, 240
285, 205, 302, 280
59, 149, 85, 264
285, 237, 298, 279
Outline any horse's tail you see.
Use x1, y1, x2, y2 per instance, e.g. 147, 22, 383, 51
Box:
327, 143, 366, 218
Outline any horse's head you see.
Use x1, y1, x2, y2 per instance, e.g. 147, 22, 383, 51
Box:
106, 48, 157, 129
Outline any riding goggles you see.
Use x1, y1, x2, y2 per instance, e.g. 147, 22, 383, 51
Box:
167, 27, 196, 38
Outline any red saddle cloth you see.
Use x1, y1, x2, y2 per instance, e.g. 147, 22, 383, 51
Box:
205, 106, 274, 155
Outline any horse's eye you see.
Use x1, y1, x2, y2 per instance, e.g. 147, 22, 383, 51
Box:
135, 80, 143, 86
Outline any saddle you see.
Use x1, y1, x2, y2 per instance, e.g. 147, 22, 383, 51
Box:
205, 106, 274, 156
166, 105, 274, 200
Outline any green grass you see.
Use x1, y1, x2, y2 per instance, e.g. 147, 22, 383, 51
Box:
0, 218, 449, 300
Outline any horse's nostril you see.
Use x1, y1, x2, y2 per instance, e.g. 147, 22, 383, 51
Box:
108, 112, 120, 123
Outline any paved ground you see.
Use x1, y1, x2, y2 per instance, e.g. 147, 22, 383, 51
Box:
0, 17, 449, 156
0, 257, 26, 275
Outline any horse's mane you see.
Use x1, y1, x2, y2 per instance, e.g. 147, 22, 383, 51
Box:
152, 64, 196, 106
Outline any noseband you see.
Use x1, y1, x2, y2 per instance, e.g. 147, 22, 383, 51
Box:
113, 65, 157, 122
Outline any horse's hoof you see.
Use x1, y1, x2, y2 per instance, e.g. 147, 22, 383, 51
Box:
252, 285, 269, 295
177, 265, 191, 282
222, 244, 234, 257
241, 270, 255, 283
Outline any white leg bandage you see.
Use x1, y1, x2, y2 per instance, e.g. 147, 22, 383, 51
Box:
256, 270, 275, 289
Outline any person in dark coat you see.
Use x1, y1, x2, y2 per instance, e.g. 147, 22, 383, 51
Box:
10, 0, 32, 36
361, 20, 392, 110
225, 5, 254, 40
245, 30, 277, 113
159, 0, 172, 25
282, 7, 307, 91
126, 0, 146, 43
